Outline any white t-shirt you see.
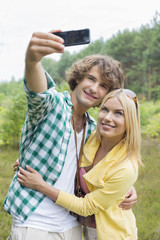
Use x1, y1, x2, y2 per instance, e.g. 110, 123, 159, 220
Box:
12, 124, 88, 232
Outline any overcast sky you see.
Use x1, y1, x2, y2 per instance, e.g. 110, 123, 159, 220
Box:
0, 0, 159, 82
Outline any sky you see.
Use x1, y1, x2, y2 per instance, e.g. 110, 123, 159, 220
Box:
0, 0, 160, 82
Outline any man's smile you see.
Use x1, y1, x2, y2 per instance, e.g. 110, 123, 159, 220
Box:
84, 90, 98, 100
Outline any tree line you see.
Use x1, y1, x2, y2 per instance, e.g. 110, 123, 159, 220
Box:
0, 12, 160, 147
42, 12, 160, 101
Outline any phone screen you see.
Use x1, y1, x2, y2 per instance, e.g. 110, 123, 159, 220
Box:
54, 29, 90, 46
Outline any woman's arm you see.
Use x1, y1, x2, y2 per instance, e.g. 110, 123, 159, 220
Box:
17, 164, 137, 217
16, 163, 137, 210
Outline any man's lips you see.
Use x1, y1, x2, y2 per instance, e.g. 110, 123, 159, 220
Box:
84, 90, 98, 100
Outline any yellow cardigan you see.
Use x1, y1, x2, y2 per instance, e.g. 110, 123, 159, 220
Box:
56, 131, 138, 240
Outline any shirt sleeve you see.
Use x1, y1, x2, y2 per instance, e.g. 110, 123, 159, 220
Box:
24, 71, 58, 125
56, 162, 138, 217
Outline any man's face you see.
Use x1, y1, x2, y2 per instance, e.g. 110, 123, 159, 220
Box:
73, 66, 109, 110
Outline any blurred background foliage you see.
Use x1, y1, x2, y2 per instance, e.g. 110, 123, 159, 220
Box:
0, 12, 160, 147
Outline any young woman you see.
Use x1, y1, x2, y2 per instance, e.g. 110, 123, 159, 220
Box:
17, 88, 142, 240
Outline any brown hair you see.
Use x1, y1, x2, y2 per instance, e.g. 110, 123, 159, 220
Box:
66, 54, 124, 91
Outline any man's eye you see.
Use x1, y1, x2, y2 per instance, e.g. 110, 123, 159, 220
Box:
101, 84, 108, 89
88, 76, 95, 81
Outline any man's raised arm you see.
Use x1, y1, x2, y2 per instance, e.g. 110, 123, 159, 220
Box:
25, 30, 64, 93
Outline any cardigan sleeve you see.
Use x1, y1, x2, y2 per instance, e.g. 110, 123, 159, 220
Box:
56, 161, 138, 217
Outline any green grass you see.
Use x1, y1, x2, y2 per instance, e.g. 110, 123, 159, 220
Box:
0, 140, 160, 239
134, 139, 160, 239
0, 147, 19, 240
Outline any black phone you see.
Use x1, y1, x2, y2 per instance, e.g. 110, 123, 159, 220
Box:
54, 29, 90, 47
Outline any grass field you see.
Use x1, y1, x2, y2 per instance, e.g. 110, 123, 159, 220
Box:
0, 147, 19, 240
134, 139, 160, 239
0, 139, 160, 239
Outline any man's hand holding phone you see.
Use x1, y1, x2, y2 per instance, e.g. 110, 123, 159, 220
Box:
26, 30, 65, 64
25, 28, 90, 93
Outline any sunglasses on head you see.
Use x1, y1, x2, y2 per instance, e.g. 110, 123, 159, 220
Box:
122, 89, 137, 105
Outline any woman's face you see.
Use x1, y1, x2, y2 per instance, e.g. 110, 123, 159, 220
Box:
97, 97, 126, 143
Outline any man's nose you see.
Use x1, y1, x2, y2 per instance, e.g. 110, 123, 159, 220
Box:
90, 82, 99, 93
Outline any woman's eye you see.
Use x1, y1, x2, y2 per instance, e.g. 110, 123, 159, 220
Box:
115, 111, 123, 116
101, 107, 108, 112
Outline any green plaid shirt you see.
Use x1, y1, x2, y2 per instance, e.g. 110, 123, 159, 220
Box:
3, 72, 96, 223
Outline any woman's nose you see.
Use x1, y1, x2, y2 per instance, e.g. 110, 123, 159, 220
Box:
104, 112, 113, 121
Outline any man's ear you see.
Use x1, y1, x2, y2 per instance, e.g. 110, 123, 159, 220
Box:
75, 79, 81, 86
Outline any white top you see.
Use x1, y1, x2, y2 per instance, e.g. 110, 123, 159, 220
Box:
12, 124, 88, 232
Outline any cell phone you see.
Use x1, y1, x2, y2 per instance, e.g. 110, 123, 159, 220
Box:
54, 29, 90, 47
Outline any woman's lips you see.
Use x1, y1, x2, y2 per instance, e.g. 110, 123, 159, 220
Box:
102, 123, 115, 129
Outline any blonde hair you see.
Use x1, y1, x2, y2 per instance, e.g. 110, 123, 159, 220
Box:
96, 89, 143, 168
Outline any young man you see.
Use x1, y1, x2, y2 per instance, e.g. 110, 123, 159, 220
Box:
4, 30, 137, 240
